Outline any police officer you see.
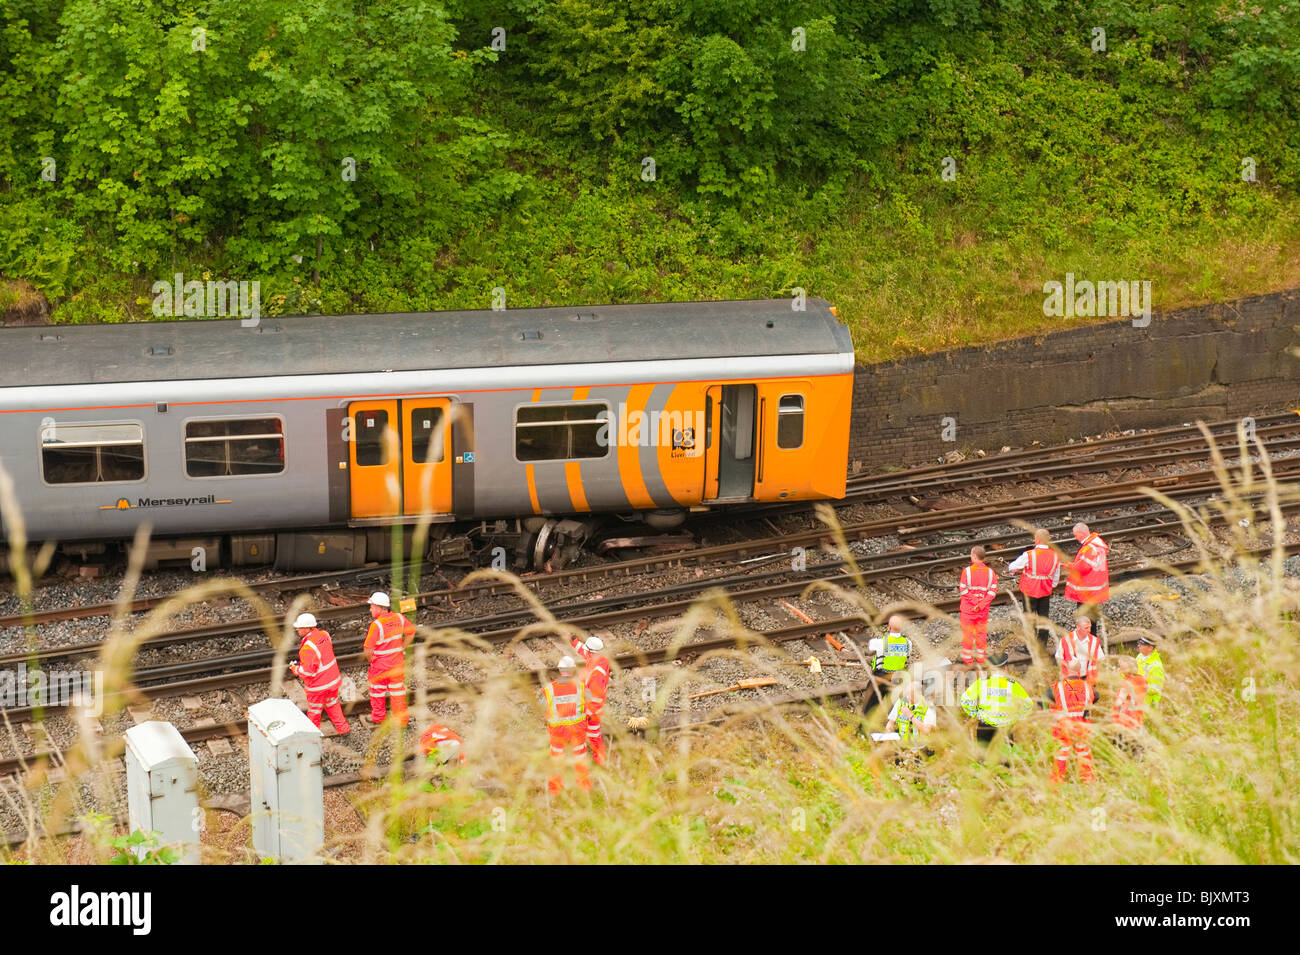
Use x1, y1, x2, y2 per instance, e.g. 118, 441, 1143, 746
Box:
1135, 635, 1165, 706
884, 682, 934, 741
868, 614, 911, 675
959, 652, 1033, 729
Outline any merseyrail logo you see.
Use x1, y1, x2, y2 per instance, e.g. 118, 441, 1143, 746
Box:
100, 494, 231, 510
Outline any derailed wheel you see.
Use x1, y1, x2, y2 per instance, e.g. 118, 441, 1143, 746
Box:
531, 519, 561, 572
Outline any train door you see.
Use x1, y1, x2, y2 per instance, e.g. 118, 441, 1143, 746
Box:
349, 400, 401, 518
401, 398, 452, 516
753, 381, 810, 499
703, 384, 758, 502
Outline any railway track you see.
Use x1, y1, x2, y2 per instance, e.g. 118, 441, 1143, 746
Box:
1, 412, 1295, 782
852, 414, 1297, 485
0, 565, 394, 631
2, 442, 1292, 699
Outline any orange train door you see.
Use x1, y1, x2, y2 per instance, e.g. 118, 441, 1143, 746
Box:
754, 381, 810, 499
348, 400, 401, 518
401, 398, 452, 516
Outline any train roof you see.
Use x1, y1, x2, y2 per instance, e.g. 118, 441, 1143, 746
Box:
1, 298, 853, 388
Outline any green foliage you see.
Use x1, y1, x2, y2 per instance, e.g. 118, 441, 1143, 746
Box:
110, 829, 181, 865
1, 0, 1298, 354
75, 813, 181, 864
2, 0, 512, 282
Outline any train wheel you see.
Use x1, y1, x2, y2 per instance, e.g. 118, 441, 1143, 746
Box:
531, 519, 562, 572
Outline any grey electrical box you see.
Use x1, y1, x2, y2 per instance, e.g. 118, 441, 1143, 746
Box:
124, 721, 201, 864
248, 698, 324, 864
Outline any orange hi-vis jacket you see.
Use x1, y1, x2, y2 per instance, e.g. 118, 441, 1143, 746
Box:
365, 611, 415, 676
571, 638, 611, 716
420, 724, 466, 763
1065, 533, 1110, 603
295, 628, 342, 694
1018, 545, 1060, 598
1112, 673, 1148, 729
1058, 628, 1104, 684
543, 679, 587, 727
1051, 677, 1093, 721
958, 562, 998, 618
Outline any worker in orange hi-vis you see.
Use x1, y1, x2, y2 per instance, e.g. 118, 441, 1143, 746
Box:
420, 723, 466, 765
289, 612, 350, 736
1051, 658, 1095, 783
543, 656, 591, 794
1065, 522, 1110, 645
1055, 615, 1105, 687
958, 545, 998, 665
363, 591, 415, 727
1006, 528, 1061, 648
1111, 658, 1149, 731
571, 635, 611, 765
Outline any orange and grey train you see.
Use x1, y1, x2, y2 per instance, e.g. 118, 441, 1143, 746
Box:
0, 299, 854, 571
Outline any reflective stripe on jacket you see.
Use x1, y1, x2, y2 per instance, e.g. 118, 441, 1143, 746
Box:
1065, 533, 1110, 602
420, 724, 466, 763
1112, 674, 1147, 729
365, 611, 414, 664
297, 629, 341, 693
878, 631, 909, 671
571, 637, 611, 714
1136, 650, 1165, 705
544, 679, 587, 727
898, 700, 929, 741
1052, 678, 1092, 720
1018, 545, 1060, 598
1057, 629, 1104, 683
959, 562, 998, 616
959, 676, 1033, 727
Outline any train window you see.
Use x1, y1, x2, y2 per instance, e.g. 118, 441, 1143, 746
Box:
353, 410, 389, 467
777, 395, 804, 449
515, 402, 610, 462
184, 418, 285, 477
410, 406, 445, 464
41, 423, 145, 484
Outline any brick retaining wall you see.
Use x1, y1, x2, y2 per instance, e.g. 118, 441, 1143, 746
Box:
849, 289, 1300, 470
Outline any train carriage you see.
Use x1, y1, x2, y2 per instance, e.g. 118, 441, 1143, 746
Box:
0, 299, 854, 570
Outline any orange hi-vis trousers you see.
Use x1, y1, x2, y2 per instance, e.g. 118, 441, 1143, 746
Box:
306, 689, 350, 734
960, 614, 988, 665
547, 724, 591, 793
369, 661, 408, 725
585, 713, 605, 765
1052, 719, 1094, 782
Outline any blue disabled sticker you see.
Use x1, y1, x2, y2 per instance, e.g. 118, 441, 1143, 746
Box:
463, 451, 475, 463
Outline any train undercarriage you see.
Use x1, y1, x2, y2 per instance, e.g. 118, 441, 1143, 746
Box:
3, 508, 693, 576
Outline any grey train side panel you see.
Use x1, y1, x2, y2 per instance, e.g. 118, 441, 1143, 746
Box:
1, 351, 851, 540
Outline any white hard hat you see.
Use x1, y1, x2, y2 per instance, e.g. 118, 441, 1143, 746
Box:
293, 612, 317, 629
558, 656, 576, 670
585, 636, 604, 652
368, 591, 391, 608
